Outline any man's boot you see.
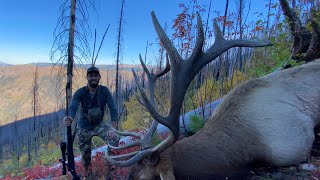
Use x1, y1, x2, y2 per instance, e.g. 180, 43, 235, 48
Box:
82, 153, 92, 177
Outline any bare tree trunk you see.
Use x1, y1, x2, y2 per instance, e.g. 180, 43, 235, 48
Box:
61, 0, 79, 177
266, 0, 272, 38
27, 137, 32, 164
0, 127, 2, 164
292, 0, 295, 12
31, 65, 40, 158
238, 0, 244, 70
64, 0, 77, 144
219, 0, 229, 97
49, 1, 92, 178
0, 149, 2, 165
50, 0, 91, 115
64, 0, 76, 150
118, 74, 123, 121
13, 117, 21, 165
124, 84, 129, 121
66, 0, 76, 107
141, 41, 148, 88
115, 0, 126, 128
222, 0, 229, 36
106, 71, 110, 87
279, 0, 312, 61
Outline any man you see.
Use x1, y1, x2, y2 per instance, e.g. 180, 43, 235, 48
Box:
63, 66, 119, 170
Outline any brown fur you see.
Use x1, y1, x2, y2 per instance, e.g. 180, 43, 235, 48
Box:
128, 60, 320, 180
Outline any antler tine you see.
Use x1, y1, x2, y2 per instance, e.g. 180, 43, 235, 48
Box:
107, 10, 272, 168
106, 52, 169, 166
213, 18, 225, 43
140, 54, 171, 140
151, 11, 182, 69
140, 53, 171, 137
107, 127, 146, 151
188, 12, 205, 62
104, 131, 175, 166
155, 53, 171, 79
139, 54, 152, 80
106, 151, 139, 160
148, 130, 175, 155
150, 11, 273, 142
108, 140, 143, 150
135, 93, 146, 107
110, 127, 143, 139
105, 148, 153, 167
132, 69, 170, 128
196, 18, 273, 70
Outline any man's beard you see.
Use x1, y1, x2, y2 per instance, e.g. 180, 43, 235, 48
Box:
88, 80, 99, 88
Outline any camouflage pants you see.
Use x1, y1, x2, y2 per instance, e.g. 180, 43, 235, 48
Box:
77, 122, 119, 167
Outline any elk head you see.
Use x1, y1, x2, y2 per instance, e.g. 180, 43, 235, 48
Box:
104, 10, 272, 179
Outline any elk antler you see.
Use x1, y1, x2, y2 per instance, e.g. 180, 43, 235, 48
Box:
104, 53, 170, 166
151, 10, 272, 134
105, 10, 272, 167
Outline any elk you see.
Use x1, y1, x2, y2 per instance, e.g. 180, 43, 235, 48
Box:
104, 10, 320, 180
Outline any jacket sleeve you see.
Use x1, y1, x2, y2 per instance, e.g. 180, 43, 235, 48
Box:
68, 89, 81, 119
105, 88, 118, 122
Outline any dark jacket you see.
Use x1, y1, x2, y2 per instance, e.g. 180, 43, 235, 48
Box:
68, 85, 118, 129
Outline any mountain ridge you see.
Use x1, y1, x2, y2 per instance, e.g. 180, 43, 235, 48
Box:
0, 61, 12, 66
0, 61, 140, 69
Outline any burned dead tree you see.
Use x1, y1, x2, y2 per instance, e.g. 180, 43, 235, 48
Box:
280, 0, 320, 62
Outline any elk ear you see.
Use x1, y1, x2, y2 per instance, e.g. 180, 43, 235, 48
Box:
141, 157, 158, 165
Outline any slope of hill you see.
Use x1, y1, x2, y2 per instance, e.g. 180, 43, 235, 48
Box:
0, 63, 137, 126
0, 61, 12, 66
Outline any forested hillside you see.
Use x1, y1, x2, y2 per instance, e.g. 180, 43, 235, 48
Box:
0, 64, 136, 126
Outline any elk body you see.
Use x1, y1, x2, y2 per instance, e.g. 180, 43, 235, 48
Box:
105, 8, 320, 180
130, 59, 320, 179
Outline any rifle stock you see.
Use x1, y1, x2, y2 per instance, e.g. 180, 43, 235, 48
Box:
60, 142, 67, 175
60, 126, 80, 179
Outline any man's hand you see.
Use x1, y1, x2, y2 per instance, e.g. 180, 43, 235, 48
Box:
106, 130, 118, 140
111, 121, 118, 129
63, 116, 74, 127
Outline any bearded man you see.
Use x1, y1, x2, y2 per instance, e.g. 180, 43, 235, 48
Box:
63, 66, 119, 170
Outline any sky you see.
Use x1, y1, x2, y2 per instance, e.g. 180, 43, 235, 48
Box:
0, 0, 267, 65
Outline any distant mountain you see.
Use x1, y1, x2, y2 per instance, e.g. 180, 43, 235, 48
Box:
28, 62, 62, 67
97, 64, 141, 71
26, 62, 141, 71
0, 61, 12, 66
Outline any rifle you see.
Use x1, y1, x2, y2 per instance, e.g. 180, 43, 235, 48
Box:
60, 142, 67, 175
60, 129, 80, 179
60, 82, 80, 180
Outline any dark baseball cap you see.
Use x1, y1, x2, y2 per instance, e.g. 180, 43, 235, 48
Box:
87, 66, 100, 75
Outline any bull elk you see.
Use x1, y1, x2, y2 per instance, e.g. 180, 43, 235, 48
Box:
104, 10, 320, 180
